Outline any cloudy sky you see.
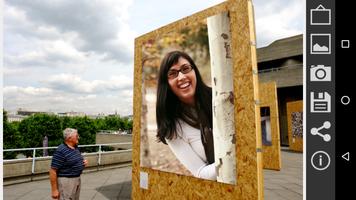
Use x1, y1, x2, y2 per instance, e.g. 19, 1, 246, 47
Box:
3, 0, 303, 116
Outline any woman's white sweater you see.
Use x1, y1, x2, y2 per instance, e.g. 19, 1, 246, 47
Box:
166, 121, 216, 180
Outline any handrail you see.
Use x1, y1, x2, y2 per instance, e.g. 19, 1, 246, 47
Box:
3, 142, 132, 152
258, 63, 303, 74
3, 142, 133, 174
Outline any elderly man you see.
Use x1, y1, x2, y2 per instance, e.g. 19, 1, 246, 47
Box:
50, 128, 88, 200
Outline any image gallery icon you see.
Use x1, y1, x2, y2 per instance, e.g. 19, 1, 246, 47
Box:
311, 34, 331, 54
310, 65, 331, 82
310, 5, 331, 25
310, 91, 331, 113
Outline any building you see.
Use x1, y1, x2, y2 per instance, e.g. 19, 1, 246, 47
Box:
57, 111, 86, 117
17, 108, 53, 116
257, 34, 303, 146
7, 114, 26, 122
7, 109, 54, 122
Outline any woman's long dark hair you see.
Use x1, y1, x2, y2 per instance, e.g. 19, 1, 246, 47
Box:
156, 51, 212, 144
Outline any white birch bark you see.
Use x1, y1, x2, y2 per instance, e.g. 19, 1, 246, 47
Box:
207, 12, 236, 184
140, 80, 151, 168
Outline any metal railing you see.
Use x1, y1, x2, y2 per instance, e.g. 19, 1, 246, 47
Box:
258, 63, 303, 74
3, 142, 132, 174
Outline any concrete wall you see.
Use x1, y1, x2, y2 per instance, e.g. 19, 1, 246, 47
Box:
99, 150, 132, 165
96, 134, 132, 149
4, 159, 33, 177
259, 65, 303, 88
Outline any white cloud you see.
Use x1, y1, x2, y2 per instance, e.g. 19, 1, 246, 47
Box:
4, 4, 64, 41
3, 85, 133, 115
78, 94, 97, 100
254, 0, 303, 47
121, 89, 133, 99
127, 0, 225, 36
3, 86, 53, 97
5, 0, 135, 63
5, 40, 87, 69
43, 73, 132, 94
3, 67, 30, 76
3, 0, 303, 116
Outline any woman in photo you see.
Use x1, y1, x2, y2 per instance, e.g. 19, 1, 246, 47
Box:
156, 50, 216, 180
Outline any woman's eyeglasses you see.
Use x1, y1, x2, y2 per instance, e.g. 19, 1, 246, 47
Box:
167, 64, 193, 79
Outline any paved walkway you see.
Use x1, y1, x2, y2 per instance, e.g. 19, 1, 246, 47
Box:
264, 148, 303, 200
4, 148, 302, 200
3, 167, 132, 200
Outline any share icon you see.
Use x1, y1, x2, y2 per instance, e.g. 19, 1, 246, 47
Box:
310, 121, 331, 142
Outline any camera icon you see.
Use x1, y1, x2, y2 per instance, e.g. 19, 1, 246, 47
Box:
310, 65, 331, 81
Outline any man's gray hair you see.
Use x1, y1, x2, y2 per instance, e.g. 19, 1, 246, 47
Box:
63, 128, 78, 140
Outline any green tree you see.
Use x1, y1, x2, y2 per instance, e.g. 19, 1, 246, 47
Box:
18, 114, 63, 152
120, 117, 133, 133
60, 116, 71, 131
3, 110, 24, 159
93, 115, 132, 133
104, 116, 121, 130
67, 116, 97, 152
126, 119, 133, 134
93, 117, 107, 130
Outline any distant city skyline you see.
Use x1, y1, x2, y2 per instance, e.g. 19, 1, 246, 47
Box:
3, 0, 303, 116
6, 108, 132, 123
6, 107, 126, 116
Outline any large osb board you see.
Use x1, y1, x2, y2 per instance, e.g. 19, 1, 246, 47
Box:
259, 82, 282, 170
287, 100, 303, 152
132, 0, 263, 199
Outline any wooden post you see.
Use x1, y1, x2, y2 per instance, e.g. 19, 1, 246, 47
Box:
207, 12, 236, 184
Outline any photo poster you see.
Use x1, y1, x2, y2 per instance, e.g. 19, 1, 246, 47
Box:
259, 81, 282, 170
291, 112, 303, 138
140, 19, 215, 178
140, 10, 241, 185
260, 107, 272, 146
286, 100, 303, 152
132, 1, 263, 199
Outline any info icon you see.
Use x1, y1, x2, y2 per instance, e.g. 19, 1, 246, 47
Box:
311, 151, 331, 171
310, 65, 331, 82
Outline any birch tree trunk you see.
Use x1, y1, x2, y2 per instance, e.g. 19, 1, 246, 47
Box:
140, 80, 151, 168
207, 12, 236, 184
